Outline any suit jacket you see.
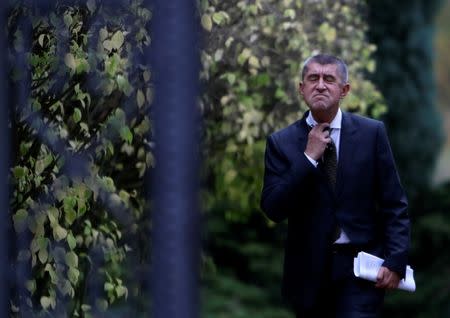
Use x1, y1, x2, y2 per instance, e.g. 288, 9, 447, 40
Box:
260, 111, 410, 310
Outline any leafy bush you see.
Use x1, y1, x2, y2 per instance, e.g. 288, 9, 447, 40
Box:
10, 0, 152, 315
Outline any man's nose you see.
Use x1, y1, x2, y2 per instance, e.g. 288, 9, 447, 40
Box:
316, 78, 326, 91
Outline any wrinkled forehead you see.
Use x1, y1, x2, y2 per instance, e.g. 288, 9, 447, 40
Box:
304, 62, 340, 77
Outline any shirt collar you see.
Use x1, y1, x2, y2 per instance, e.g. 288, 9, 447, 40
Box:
306, 108, 342, 129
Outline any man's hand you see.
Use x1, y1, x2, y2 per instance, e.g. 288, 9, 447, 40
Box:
375, 266, 400, 289
304, 123, 331, 161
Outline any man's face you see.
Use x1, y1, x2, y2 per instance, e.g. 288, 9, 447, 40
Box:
299, 62, 350, 118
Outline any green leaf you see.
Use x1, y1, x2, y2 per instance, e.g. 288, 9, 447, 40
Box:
120, 126, 133, 144
47, 207, 59, 225
136, 89, 145, 108
212, 12, 229, 25
75, 58, 90, 74
67, 232, 77, 250
65, 208, 77, 226
103, 40, 114, 52
37, 237, 48, 250
13, 166, 27, 178
249, 56, 260, 68
101, 177, 116, 192
80, 123, 89, 132
104, 282, 114, 292
77, 199, 87, 216
237, 48, 251, 65
284, 9, 296, 19
35, 159, 45, 175
68, 267, 80, 285
53, 225, 68, 241
38, 247, 48, 264
73, 108, 82, 123
63, 13, 73, 27
64, 53, 76, 71
40, 296, 52, 310
111, 31, 125, 49
116, 74, 132, 96
26, 280, 36, 293
45, 263, 57, 284
65, 251, 78, 267
116, 285, 127, 298
201, 14, 212, 32
64, 196, 77, 210
105, 54, 119, 76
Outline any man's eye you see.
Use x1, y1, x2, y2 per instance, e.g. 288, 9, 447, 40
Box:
308, 75, 319, 81
324, 76, 335, 82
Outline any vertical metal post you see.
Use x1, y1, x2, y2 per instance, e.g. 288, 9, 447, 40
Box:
0, 2, 10, 317
150, 0, 200, 318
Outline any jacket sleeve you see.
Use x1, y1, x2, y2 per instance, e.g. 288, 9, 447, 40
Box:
375, 122, 410, 278
260, 134, 318, 223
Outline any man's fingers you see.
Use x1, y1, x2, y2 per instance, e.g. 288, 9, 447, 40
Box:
375, 267, 401, 289
310, 124, 331, 140
313, 123, 330, 134
375, 267, 387, 288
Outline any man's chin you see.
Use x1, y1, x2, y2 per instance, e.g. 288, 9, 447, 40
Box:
310, 103, 330, 111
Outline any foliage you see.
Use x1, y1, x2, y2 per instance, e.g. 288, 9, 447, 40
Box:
199, 0, 386, 316
9, 0, 152, 316
433, 1, 450, 185
435, 1, 450, 111
383, 182, 450, 318
367, 0, 446, 198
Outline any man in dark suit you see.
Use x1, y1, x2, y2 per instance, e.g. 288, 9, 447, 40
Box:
260, 54, 410, 317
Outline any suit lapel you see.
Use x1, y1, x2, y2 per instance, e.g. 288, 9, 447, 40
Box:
336, 112, 357, 198
297, 111, 310, 149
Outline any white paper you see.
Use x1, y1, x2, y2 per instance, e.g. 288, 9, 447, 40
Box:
353, 251, 416, 292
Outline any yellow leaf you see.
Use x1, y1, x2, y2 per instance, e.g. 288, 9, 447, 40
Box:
64, 53, 76, 71
249, 56, 260, 68
201, 14, 212, 32
111, 30, 125, 49
99, 27, 108, 41
137, 89, 145, 108
40, 296, 52, 310
53, 225, 68, 241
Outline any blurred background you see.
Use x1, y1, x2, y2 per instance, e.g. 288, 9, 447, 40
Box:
434, 0, 450, 184
8, 0, 450, 317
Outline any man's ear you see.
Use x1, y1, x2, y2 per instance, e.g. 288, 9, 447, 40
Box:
299, 82, 304, 95
340, 83, 350, 98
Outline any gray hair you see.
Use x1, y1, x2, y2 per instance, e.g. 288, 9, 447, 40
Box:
301, 54, 349, 84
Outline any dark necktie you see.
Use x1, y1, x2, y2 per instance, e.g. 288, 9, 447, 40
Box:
321, 129, 341, 240
322, 130, 337, 189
